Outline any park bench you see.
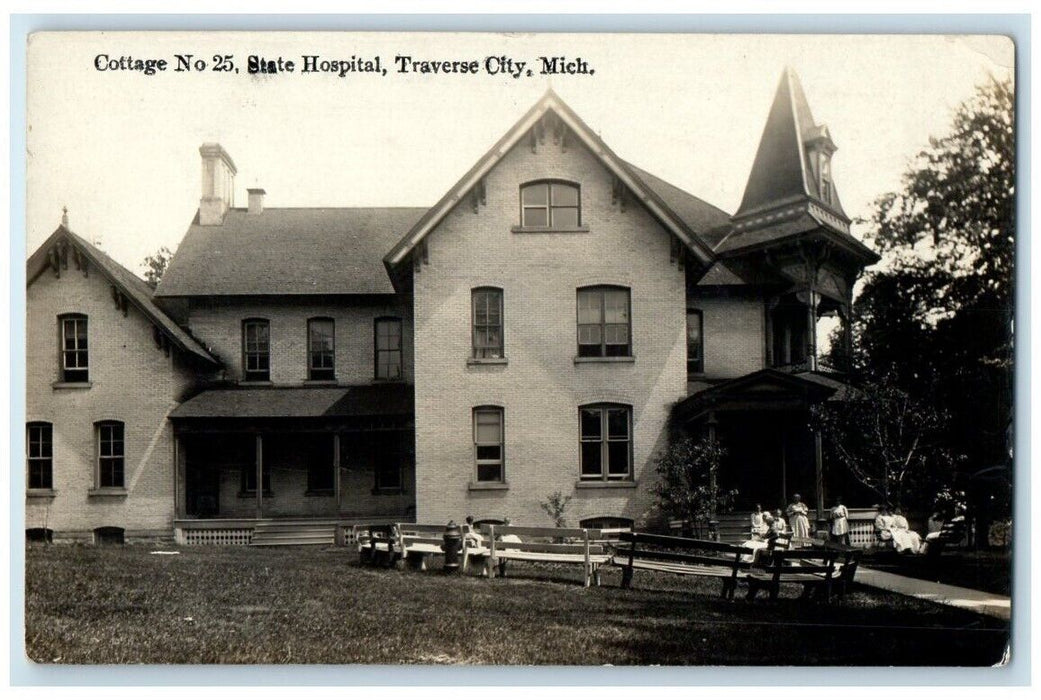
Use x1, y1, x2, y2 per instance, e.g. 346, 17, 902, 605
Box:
353, 524, 399, 567
395, 523, 448, 570
612, 532, 755, 600
483, 525, 612, 587
923, 518, 968, 558
744, 548, 844, 603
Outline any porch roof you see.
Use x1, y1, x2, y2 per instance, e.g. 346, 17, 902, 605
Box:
675, 368, 848, 423
169, 384, 414, 420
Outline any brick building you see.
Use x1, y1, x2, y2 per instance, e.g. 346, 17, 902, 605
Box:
25, 69, 877, 542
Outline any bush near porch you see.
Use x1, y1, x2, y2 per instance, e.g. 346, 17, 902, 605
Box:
25, 544, 1008, 665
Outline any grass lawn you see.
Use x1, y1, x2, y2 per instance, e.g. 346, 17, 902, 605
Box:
25, 544, 1009, 666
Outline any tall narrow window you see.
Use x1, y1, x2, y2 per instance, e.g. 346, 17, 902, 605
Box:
242, 319, 270, 382
26, 422, 53, 490
375, 317, 402, 380
687, 309, 704, 374
521, 181, 580, 228
473, 407, 504, 483
472, 288, 504, 359
577, 287, 631, 357
307, 318, 335, 381
97, 421, 124, 488
59, 314, 89, 382
579, 404, 632, 481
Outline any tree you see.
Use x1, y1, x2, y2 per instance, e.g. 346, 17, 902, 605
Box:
651, 437, 736, 538
847, 77, 1014, 519
142, 246, 173, 290
810, 374, 957, 510
539, 491, 573, 528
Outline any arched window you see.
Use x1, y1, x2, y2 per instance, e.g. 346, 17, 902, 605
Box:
26, 422, 53, 490
579, 404, 632, 481
58, 313, 89, 382
26, 528, 54, 544
472, 288, 504, 359
307, 317, 335, 380
577, 286, 631, 357
242, 318, 270, 381
520, 180, 580, 228
93, 526, 125, 545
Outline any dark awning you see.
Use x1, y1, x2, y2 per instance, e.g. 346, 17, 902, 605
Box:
674, 368, 848, 423
170, 384, 414, 420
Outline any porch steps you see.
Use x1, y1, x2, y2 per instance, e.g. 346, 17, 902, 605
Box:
249, 520, 337, 547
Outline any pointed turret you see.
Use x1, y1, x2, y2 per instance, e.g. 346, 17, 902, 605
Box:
733, 67, 846, 221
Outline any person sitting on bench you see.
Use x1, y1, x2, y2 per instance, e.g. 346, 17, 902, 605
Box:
874, 505, 895, 545
890, 507, 923, 554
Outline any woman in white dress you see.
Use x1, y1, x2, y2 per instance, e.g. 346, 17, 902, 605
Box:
874, 505, 895, 547
786, 494, 811, 541
750, 504, 770, 539
829, 497, 850, 546
890, 508, 922, 554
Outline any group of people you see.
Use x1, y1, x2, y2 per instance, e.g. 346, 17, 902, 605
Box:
748, 494, 852, 546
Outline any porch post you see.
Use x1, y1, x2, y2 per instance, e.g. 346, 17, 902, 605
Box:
333, 433, 342, 514
255, 433, 264, 519
707, 411, 719, 522
814, 429, 826, 532
174, 434, 186, 519
806, 289, 818, 372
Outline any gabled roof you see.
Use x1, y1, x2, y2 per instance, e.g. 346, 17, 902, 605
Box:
622, 162, 732, 248
27, 226, 218, 365
673, 368, 846, 422
157, 207, 427, 297
384, 89, 719, 272
734, 68, 847, 221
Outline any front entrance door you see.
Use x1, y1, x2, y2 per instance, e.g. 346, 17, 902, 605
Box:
186, 462, 220, 518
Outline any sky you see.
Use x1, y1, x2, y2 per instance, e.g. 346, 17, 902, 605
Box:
26, 32, 1014, 277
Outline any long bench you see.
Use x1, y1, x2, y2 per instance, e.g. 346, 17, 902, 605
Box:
744, 547, 860, 603
922, 518, 968, 558
395, 523, 448, 570
612, 532, 756, 600
484, 525, 612, 587
352, 524, 399, 567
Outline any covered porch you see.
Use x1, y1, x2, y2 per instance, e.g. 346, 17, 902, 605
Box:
674, 369, 854, 531
170, 385, 415, 539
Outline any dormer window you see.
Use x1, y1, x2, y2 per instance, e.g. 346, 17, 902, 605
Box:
521, 181, 580, 228
819, 154, 833, 205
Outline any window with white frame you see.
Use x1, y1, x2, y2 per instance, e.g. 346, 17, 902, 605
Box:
521, 181, 580, 228
26, 422, 53, 490
473, 407, 505, 483
577, 286, 631, 357
579, 404, 632, 481
242, 319, 270, 381
307, 317, 335, 381
375, 317, 403, 380
96, 421, 124, 489
59, 314, 89, 382
472, 288, 504, 359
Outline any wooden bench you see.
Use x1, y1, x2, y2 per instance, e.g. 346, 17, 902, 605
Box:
745, 548, 843, 602
612, 532, 755, 600
395, 523, 447, 570
484, 525, 612, 587
352, 524, 400, 567
922, 518, 968, 558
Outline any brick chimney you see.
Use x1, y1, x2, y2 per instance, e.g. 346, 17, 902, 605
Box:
247, 188, 266, 215
198, 143, 237, 226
